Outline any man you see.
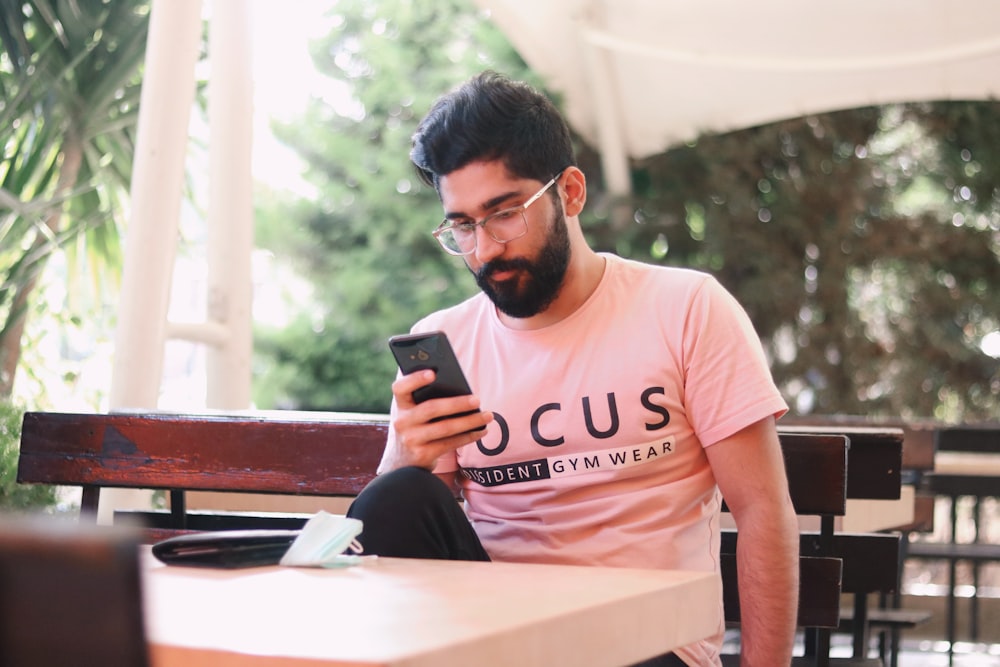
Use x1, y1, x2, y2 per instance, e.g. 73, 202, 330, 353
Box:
348, 71, 799, 667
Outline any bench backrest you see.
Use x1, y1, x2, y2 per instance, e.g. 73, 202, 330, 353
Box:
776, 424, 903, 500
17, 410, 388, 500
720, 433, 848, 630
723, 531, 901, 595
935, 424, 1000, 454
17, 411, 390, 543
779, 414, 935, 475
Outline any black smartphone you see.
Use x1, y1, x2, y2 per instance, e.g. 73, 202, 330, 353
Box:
388, 331, 479, 420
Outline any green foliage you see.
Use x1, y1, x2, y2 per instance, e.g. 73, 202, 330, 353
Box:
253, 0, 536, 411
620, 103, 1000, 421
0, 0, 150, 398
0, 399, 57, 511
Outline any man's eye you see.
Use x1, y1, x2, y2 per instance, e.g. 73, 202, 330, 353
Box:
490, 209, 520, 222
453, 222, 477, 234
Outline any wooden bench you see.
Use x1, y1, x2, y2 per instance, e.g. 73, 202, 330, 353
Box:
905, 424, 1000, 662
18, 412, 906, 666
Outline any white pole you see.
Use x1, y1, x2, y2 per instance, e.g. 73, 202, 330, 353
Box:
105, 0, 203, 522
110, 0, 203, 411
206, 0, 254, 409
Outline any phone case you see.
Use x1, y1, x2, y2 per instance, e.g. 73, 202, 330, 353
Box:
389, 331, 473, 403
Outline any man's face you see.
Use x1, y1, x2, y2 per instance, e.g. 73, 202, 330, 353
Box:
438, 161, 570, 319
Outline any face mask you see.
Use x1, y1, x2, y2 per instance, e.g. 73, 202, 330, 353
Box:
280, 511, 366, 568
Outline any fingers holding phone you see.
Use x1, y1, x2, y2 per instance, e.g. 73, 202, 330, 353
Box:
392, 370, 491, 435
386, 332, 493, 469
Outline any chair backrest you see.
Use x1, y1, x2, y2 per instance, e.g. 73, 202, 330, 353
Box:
0, 518, 148, 667
721, 432, 849, 628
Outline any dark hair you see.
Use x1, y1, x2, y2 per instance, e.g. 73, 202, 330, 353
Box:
410, 71, 576, 192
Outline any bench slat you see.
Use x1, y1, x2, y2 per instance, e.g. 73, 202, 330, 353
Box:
721, 554, 843, 628
722, 532, 900, 595
17, 412, 387, 497
778, 425, 903, 500
922, 473, 1000, 497
934, 426, 1000, 454
777, 434, 849, 516
906, 541, 1000, 561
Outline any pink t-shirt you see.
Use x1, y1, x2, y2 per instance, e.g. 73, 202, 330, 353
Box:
383, 254, 787, 666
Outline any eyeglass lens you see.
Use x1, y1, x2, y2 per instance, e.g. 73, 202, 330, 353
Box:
440, 209, 527, 254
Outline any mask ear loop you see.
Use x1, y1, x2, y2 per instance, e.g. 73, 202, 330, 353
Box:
348, 538, 364, 554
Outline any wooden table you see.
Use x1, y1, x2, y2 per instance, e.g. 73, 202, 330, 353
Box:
933, 451, 1000, 476
143, 552, 720, 667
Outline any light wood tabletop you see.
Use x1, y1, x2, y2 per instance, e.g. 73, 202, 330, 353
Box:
143, 551, 720, 667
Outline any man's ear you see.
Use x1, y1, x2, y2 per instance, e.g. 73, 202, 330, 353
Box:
560, 166, 587, 217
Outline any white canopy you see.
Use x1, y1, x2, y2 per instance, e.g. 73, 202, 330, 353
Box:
474, 0, 1000, 193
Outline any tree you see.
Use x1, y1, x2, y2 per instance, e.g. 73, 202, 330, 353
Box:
620, 103, 1000, 421
0, 0, 150, 398
0, 398, 56, 510
253, 0, 541, 411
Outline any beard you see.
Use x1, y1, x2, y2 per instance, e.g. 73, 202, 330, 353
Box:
472, 204, 571, 319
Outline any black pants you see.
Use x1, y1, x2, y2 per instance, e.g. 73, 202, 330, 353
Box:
346, 466, 490, 560
346, 467, 687, 667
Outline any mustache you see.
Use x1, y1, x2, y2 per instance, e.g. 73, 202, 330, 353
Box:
475, 258, 533, 281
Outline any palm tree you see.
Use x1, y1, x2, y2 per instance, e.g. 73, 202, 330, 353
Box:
0, 0, 150, 397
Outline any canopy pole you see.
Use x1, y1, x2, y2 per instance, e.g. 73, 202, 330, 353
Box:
110, 0, 203, 411
104, 0, 203, 524
206, 0, 254, 409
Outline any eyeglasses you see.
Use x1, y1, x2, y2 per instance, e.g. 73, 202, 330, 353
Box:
432, 172, 562, 256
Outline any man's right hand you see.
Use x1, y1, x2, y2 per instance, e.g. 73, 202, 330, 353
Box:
379, 369, 493, 473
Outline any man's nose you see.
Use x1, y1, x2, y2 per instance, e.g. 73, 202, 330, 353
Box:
473, 225, 505, 264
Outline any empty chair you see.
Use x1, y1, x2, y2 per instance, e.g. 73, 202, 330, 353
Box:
0, 517, 148, 667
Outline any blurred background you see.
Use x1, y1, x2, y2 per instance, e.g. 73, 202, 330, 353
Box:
1, 1, 998, 660
3, 1, 997, 422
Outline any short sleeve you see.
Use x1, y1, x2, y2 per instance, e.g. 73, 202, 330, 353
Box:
681, 277, 788, 446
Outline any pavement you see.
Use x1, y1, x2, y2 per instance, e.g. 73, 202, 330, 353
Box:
722, 633, 1000, 666
841, 639, 1000, 667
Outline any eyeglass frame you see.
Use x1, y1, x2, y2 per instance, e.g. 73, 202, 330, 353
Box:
432, 170, 564, 256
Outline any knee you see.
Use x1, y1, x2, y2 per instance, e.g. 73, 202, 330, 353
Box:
349, 467, 454, 517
